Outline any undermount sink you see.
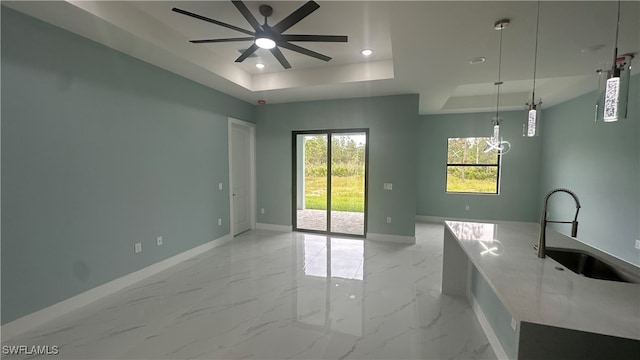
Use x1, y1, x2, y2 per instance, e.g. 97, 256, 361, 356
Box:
546, 248, 639, 284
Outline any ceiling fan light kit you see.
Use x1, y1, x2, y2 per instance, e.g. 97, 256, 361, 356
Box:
172, 0, 348, 69
255, 37, 276, 50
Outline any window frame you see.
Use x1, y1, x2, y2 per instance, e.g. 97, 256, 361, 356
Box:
445, 137, 502, 195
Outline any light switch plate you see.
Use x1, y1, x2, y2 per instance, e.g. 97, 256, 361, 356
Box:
134, 242, 142, 254
635, 239, 640, 250
157, 236, 163, 246
383, 183, 393, 190
510, 317, 517, 331
218, 182, 223, 190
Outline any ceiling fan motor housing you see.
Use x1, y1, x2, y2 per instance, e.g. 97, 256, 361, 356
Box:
173, 0, 348, 69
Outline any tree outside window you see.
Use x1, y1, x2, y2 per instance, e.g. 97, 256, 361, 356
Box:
446, 137, 500, 194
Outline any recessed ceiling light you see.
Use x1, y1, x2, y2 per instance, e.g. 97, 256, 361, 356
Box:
469, 57, 486, 64
361, 49, 373, 56
255, 63, 265, 69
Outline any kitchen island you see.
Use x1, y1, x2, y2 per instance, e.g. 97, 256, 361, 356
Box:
442, 220, 639, 359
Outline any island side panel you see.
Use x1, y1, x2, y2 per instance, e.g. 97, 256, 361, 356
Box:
442, 226, 470, 296
470, 265, 518, 360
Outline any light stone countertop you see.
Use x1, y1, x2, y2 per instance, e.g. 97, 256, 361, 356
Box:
444, 220, 640, 341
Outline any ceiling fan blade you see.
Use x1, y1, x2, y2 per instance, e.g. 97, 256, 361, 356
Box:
235, 43, 259, 63
231, 1, 262, 32
280, 35, 348, 43
270, 47, 292, 69
271, 1, 320, 33
172, 7, 254, 36
190, 37, 255, 44
278, 42, 331, 62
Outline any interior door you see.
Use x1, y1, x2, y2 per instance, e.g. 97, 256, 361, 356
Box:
231, 123, 251, 235
293, 129, 368, 237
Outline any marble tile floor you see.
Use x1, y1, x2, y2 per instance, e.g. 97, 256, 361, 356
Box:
2, 223, 496, 360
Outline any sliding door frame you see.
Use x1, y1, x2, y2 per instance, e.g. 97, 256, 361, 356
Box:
291, 128, 369, 237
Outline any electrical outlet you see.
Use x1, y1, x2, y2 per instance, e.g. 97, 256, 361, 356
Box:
386, 216, 392, 224
383, 183, 393, 190
157, 236, 163, 246
261, 208, 265, 214
465, 205, 470, 211
218, 218, 222, 226
134, 242, 142, 254
218, 182, 223, 190
635, 240, 640, 250
510, 317, 517, 331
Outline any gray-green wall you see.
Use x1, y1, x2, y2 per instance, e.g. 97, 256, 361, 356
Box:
255, 95, 419, 237
540, 75, 639, 266
1, 7, 254, 324
416, 110, 543, 222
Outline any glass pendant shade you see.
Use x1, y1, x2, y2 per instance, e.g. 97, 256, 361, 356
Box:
595, 56, 632, 122
595, 0, 633, 123
525, 102, 541, 137
527, 109, 537, 136
484, 118, 510, 154
604, 76, 620, 122
484, 121, 499, 153
492, 123, 500, 144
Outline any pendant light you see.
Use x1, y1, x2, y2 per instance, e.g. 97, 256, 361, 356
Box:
595, 0, 635, 122
484, 19, 511, 155
524, 1, 542, 137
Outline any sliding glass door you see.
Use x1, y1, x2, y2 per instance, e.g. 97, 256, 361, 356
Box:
293, 129, 368, 236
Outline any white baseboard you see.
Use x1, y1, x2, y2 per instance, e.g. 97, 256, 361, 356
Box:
256, 223, 292, 232
469, 294, 511, 360
367, 233, 416, 244
1, 233, 233, 341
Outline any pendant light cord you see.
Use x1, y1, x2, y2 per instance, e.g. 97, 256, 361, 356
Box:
531, 1, 540, 104
495, 25, 503, 122
612, 0, 621, 70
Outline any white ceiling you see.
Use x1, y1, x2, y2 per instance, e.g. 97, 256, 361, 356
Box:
4, 1, 639, 114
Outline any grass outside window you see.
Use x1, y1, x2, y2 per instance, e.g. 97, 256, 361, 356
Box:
446, 137, 500, 194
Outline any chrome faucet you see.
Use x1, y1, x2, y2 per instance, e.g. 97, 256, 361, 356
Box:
535, 188, 581, 258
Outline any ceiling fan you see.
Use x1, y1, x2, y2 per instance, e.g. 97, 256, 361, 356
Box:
172, 0, 348, 69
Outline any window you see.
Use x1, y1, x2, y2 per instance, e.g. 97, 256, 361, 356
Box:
446, 137, 500, 194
